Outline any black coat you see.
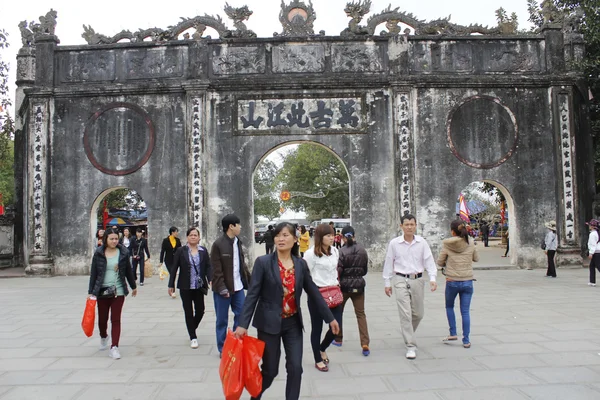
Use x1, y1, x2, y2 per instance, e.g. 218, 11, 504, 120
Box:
169, 245, 212, 292
337, 242, 369, 294
160, 236, 182, 268
239, 252, 334, 335
88, 244, 137, 296
130, 237, 150, 259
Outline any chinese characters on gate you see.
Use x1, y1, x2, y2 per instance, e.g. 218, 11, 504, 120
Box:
558, 94, 575, 243
237, 98, 364, 133
33, 105, 44, 251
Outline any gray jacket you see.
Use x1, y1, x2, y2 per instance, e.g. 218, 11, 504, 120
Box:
545, 230, 557, 251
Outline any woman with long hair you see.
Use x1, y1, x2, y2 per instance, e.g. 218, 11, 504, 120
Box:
95, 229, 104, 247
335, 225, 371, 356
235, 222, 338, 400
437, 220, 479, 348
87, 227, 137, 359
299, 225, 310, 257
168, 227, 211, 348
586, 219, 600, 286
303, 223, 342, 372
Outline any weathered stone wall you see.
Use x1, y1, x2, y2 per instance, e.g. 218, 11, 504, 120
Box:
15, 24, 591, 274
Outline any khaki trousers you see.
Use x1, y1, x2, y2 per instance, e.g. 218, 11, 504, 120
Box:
393, 275, 425, 350
335, 292, 370, 347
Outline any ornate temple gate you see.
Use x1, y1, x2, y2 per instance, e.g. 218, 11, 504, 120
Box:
14, 2, 592, 274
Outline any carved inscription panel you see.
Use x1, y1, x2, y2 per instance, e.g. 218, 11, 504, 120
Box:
125, 47, 185, 80
58, 51, 116, 83
83, 103, 155, 176
212, 46, 266, 75
272, 44, 325, 73
236, 97, 365, 134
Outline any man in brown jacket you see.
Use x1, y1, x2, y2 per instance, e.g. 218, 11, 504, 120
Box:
210, 214, 251, 356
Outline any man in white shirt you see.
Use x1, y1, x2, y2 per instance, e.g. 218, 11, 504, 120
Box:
383, 214, 437, 359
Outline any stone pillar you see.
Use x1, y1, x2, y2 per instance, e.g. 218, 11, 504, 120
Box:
542, 24, 565, 73
553, 87, 582, 268
26, 98, 54, 275
184, 87, 208, 241
34, 35, 59, 87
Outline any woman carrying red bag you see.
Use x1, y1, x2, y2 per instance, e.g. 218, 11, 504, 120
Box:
234, 222, 339, 400
87, 227, 137, 359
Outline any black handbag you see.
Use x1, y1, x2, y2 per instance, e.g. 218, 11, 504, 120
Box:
98, 285, 117, 298
541, 239, 546, 250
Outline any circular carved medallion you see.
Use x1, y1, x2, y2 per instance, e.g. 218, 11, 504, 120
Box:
447, 96, 518, 169
83, 103, 155, 176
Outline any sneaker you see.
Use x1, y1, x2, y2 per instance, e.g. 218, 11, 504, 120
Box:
171, 293, 177, 299
362, 345, 370, 356
140, 282, 144, 286
109, 346, 121, 360
190, 339, 199, 349
589, 283, 597, 287
99, 337, 109, 351
331, 340, 342, 347
405, 349, 416, 359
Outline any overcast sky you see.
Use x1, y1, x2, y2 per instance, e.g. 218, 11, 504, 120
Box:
1, 0, 532, 109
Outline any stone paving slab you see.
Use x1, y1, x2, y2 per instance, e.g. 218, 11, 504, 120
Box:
1, 269, 600, 399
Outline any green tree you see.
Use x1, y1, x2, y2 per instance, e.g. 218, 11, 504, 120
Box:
527, 0, 600, 187
96, 189, 145, 220
275, 144, 349, 221
0, 29, 15, 207
253, 159, 281, 220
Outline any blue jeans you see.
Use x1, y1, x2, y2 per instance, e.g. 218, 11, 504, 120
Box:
213, 290, 246, 353
445, 280, 474, 345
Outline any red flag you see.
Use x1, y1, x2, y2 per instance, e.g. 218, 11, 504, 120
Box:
0, 193, 4, 216
102, 199, 109, 229
459, 194, 470, 222
500, 201, 506, 225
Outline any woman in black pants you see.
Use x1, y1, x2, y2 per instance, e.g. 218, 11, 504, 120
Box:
168, 227, 211, 348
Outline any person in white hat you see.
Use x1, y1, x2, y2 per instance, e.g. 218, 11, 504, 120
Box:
586, 219, 600, 286
544, 221, 557, 278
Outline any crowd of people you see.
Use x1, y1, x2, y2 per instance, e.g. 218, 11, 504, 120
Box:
88, 213, 596, 400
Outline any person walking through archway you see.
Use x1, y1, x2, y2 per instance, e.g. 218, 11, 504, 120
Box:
130, 228, 150, 286
383, 214, 437, 360
87, 227, 137, 360
168, 227, 211, 349
544, 220, 557, 278
160, 226, 182, 297
334, 225, 371, 356
304, 223, 342, 372
234, 222, 339, 400
586, 219, 600, 286
437, 220, 478, 349
480, 221, 489, 247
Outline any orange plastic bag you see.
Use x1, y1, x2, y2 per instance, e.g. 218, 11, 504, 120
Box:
219, 330, 244, 400
242, 335, 265, 397
81, 296, 96, 337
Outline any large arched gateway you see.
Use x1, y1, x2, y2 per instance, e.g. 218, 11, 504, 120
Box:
14, 3, 593, 274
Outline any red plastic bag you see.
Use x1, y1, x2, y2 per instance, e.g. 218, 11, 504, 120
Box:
242, 335, 265, 397
81, 296, 96, 337
219, 330, 244, 400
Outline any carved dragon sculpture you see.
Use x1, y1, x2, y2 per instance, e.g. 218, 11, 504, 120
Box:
223, 3, 257, 38
340, 0, 372, 37
82, 25, 133, 45
18, 9, 58, 47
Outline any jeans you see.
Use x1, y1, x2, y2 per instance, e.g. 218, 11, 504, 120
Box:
307, 298, 343, 363
213, 289, 245, 353
445, 280, 474, 345
132, 257, 145, 283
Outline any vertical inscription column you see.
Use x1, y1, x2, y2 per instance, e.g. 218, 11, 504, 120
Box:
27, 99, 54, 274
186, 91, 205, 233
395, 92, 413, 216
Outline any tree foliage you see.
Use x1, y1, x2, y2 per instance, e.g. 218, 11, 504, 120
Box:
528, 0, 600, 187
275, 144, 349, 222
96, 189, 145, 219
253, 159, 281, 220
0, 29, 15, 206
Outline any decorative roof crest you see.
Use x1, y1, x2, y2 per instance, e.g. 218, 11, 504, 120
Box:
276, 0, 318, 37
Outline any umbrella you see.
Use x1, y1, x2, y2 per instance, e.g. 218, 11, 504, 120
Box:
106, 217, 127, 225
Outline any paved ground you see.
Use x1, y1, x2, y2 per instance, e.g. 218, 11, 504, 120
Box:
1, 268, 599, 400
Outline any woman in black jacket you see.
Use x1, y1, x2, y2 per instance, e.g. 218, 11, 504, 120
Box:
87, 227, 137, 360
234, 222, 339, 400
335, 225, 371, 356
130, 228, 150, 285
168, 227, 211, 349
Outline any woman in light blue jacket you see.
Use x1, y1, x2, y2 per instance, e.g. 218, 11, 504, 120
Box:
544, 221, 557, 278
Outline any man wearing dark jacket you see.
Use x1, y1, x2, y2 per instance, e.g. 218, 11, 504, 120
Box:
480, 221, 490, 247
130, 228, 150, 285
210, 214, 251, 356
260, 225, 275, 254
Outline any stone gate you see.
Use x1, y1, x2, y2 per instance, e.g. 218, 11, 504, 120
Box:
14, 2, 593, 275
